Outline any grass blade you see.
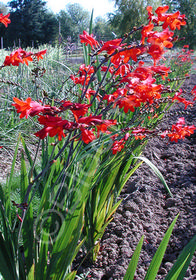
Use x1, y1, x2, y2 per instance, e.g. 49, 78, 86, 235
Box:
144, 214, 179, 280
165, 234, 196, 280
135, 156, 172, 197
124, 235, 144, 280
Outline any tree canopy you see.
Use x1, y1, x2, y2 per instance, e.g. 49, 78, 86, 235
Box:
2, 0, 58, 47
57, 3, 90, 43
109, 0, 196, 48
163, 0, 196, 48
109, 0, 161, 39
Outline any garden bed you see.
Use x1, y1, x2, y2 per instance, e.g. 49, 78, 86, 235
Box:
0, 74, 195, 280
76, 74, 196, 279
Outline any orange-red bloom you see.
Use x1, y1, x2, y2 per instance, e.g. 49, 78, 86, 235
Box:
34, 49, 47, 60
99, 39, 124, 55
112, 139, 125, 154
12, 97, 59, 118
161, 118, 196, 142
172, 90, 194, 109
12, 97, 43, 118
155, 6, 186, 30
35, 115, 74, 141
80, 128, 96, 144
61, 101, 91, 122
3, 48, 46, 67
0, 13, 11, 27
4, 49, 32, 66
80, 31, 99, 49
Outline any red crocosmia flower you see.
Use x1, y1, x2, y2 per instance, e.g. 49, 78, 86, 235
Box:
4, 49, 34, 66
141, 23, 154, 44
146, 6, 158, 24
70, 74, 90, 85
183, 45, 189, 48
150, 64, 171, 80
0, 13, 11, 27
101, 65, 114, 74
117, 96, 141, 113
4, 49, 23, 66
79, 64, 94, 76
84, 88, 100, 102
112, 139, 125, 154
70, 65, 94, 86
35, 115, 74, 141
12, 97, 43, 118
172, 90, 194, 109
191, 86, 196, 101
147, 28, 174, 49
96, 119, 117, 137
132, 128, 147, 140
114, 63, 132, 77
103, 92, 119, 104
60, 100, 73, 110
103, 88, 127, 105
61, 101, 91, 122
155, 5, 170, 18
78, 114, 103, 126
148, 44, 165, 65
79, 30, 99, 49
22, 51, 34, 65
99, 39, 124, 55
122, 47, 142, 63
161, 117, 196, 142
155, 6, 186, 30
12, 97, 54, 118
71, 103, 91, 122
80, 128, 96, 144
168, 118, 196, 142
34, 49, 47, 61
163, 12, 186, 30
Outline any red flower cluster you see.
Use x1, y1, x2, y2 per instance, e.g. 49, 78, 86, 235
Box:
79, 31, 99, 49
12, 97, 59, 119
12, 97, 116, 144
141, 6, 186, 65
3, 49, 47, 67
172, 89, 194, 109
70, 64, 94, 85
161, 118, 196, 142
9, 5, 195, 154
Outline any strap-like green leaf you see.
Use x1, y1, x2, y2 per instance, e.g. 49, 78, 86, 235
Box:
124, 235, 144, 280
27, 264, 35, 280
21, 153, 34, 274
144, 214, 179, 280
165, 234, 196, 280
135, 156, 172, 197
0, 233, 17, 280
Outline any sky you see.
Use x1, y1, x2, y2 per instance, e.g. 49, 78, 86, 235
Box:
1, 0, 116, 18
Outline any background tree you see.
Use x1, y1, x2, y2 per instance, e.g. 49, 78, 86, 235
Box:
57, 3, 90, 43
162, 0, 196, 48
0, 2, 9, 47
4, 0, 58, 47
108, 0, 161, 39
93, 16, 114, 41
